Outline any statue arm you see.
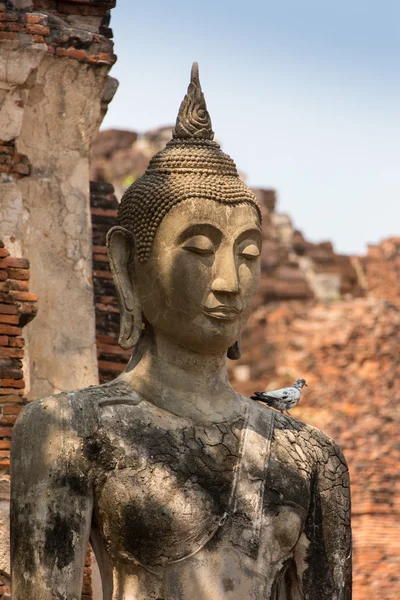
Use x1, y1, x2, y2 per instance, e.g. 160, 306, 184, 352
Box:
294, 432, 352, 600
10, 394, 94, 600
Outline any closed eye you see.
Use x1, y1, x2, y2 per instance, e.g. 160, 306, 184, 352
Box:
239, 243, 260, 260
181, 235, 214, 255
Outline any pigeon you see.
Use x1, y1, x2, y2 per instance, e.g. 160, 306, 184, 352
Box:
251, 378, 307, 415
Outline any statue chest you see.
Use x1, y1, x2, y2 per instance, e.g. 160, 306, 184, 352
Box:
88, 399, 310, 571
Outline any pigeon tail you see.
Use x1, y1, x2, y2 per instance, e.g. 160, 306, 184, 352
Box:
250, 392, 273, 403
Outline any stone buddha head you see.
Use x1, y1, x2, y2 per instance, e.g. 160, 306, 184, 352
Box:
107, 63, 262, 360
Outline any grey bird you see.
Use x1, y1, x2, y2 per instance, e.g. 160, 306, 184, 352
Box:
251, 378, 307, 415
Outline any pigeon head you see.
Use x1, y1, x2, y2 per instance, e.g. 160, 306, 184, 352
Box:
294, 378, 307, 388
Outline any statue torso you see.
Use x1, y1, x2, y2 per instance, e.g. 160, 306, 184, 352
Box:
81, 381, 314, 599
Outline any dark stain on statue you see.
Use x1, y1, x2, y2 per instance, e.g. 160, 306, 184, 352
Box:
302, 474, 334, 598
56, 473, 90, 497
264, 458, 310, 514
10, 504, 36, 575
44, 512, 81, 570
121, 497, 175, 565
223, 578, 235, 592
83, 431, 117, 471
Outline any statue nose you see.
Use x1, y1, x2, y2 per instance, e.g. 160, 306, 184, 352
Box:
211, 248, 240, 294
212, 277, 240, 293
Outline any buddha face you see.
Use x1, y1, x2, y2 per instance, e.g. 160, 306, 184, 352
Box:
134, 198, 262, 355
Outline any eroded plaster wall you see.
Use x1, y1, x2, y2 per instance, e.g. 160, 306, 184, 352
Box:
0, 2, 117, 399
17, 54, 110, 397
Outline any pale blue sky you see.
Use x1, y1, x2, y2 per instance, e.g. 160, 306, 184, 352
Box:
102, 0, 399, 254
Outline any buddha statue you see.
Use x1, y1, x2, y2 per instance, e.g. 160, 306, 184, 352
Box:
10, 64, 351, 600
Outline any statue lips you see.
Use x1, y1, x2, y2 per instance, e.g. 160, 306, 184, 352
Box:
204, 306, 242, 321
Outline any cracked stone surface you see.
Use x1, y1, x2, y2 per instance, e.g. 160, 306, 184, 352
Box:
11, 381, 351, 599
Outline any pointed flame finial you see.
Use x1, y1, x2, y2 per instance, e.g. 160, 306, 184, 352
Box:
172, 62, 214, 140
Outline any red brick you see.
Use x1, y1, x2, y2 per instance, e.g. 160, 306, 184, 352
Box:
0, 336, 7, 346
0, 324, 22, 335
0, 395, 23, 404
1, 379, 24, 388
8, 279, 29, 292
0, 347, 24, 359
98, 360, 125, 373
2, 405, 23, 415
7, 268, 29, 280
0, 441, 10, 450
97, 334, 115, 344
23, 14, 48, 25
0, 270, 7, 281
97, 343, 130, 357
0, 23, 25, 32
0, 249, 9, 258
0, 12, 18, 22
0, 415, 17, 425
0, 315, 19, 325
0, 370, 22, 380
92, 246, 107, 255
0, 304, 17, 315
0, 292, 12, 303
97, 52, 117, 64
93, 270, 113, 280
25, 24, 50, 36
0, 427, 13, 438
57, 47, 88, 61
0, 387, 23, 395
96, 303, 119, 314
10, 291, 37, 302
33, 35, 45, 43
2, 257, 29, 269
0, 32, 16, 40
91, 208, 118, 218
8, 337, 24, 348
93, 253, 109, 263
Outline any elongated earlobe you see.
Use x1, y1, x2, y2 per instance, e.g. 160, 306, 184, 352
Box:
106, 226, 143, 349
227, 339, 241, 360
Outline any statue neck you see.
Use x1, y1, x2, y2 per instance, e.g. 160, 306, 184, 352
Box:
119, 330, 243, 424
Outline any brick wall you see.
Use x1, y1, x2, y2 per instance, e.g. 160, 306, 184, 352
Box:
0, 2, 116, 66
0, 242, 37, 475
0, 240, 37, 598
230, 296, 400, 599
91, 181, 129, 383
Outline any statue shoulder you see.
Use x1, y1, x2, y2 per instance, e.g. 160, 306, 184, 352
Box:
272, 411, 349, 475
14, 380, 139, 438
